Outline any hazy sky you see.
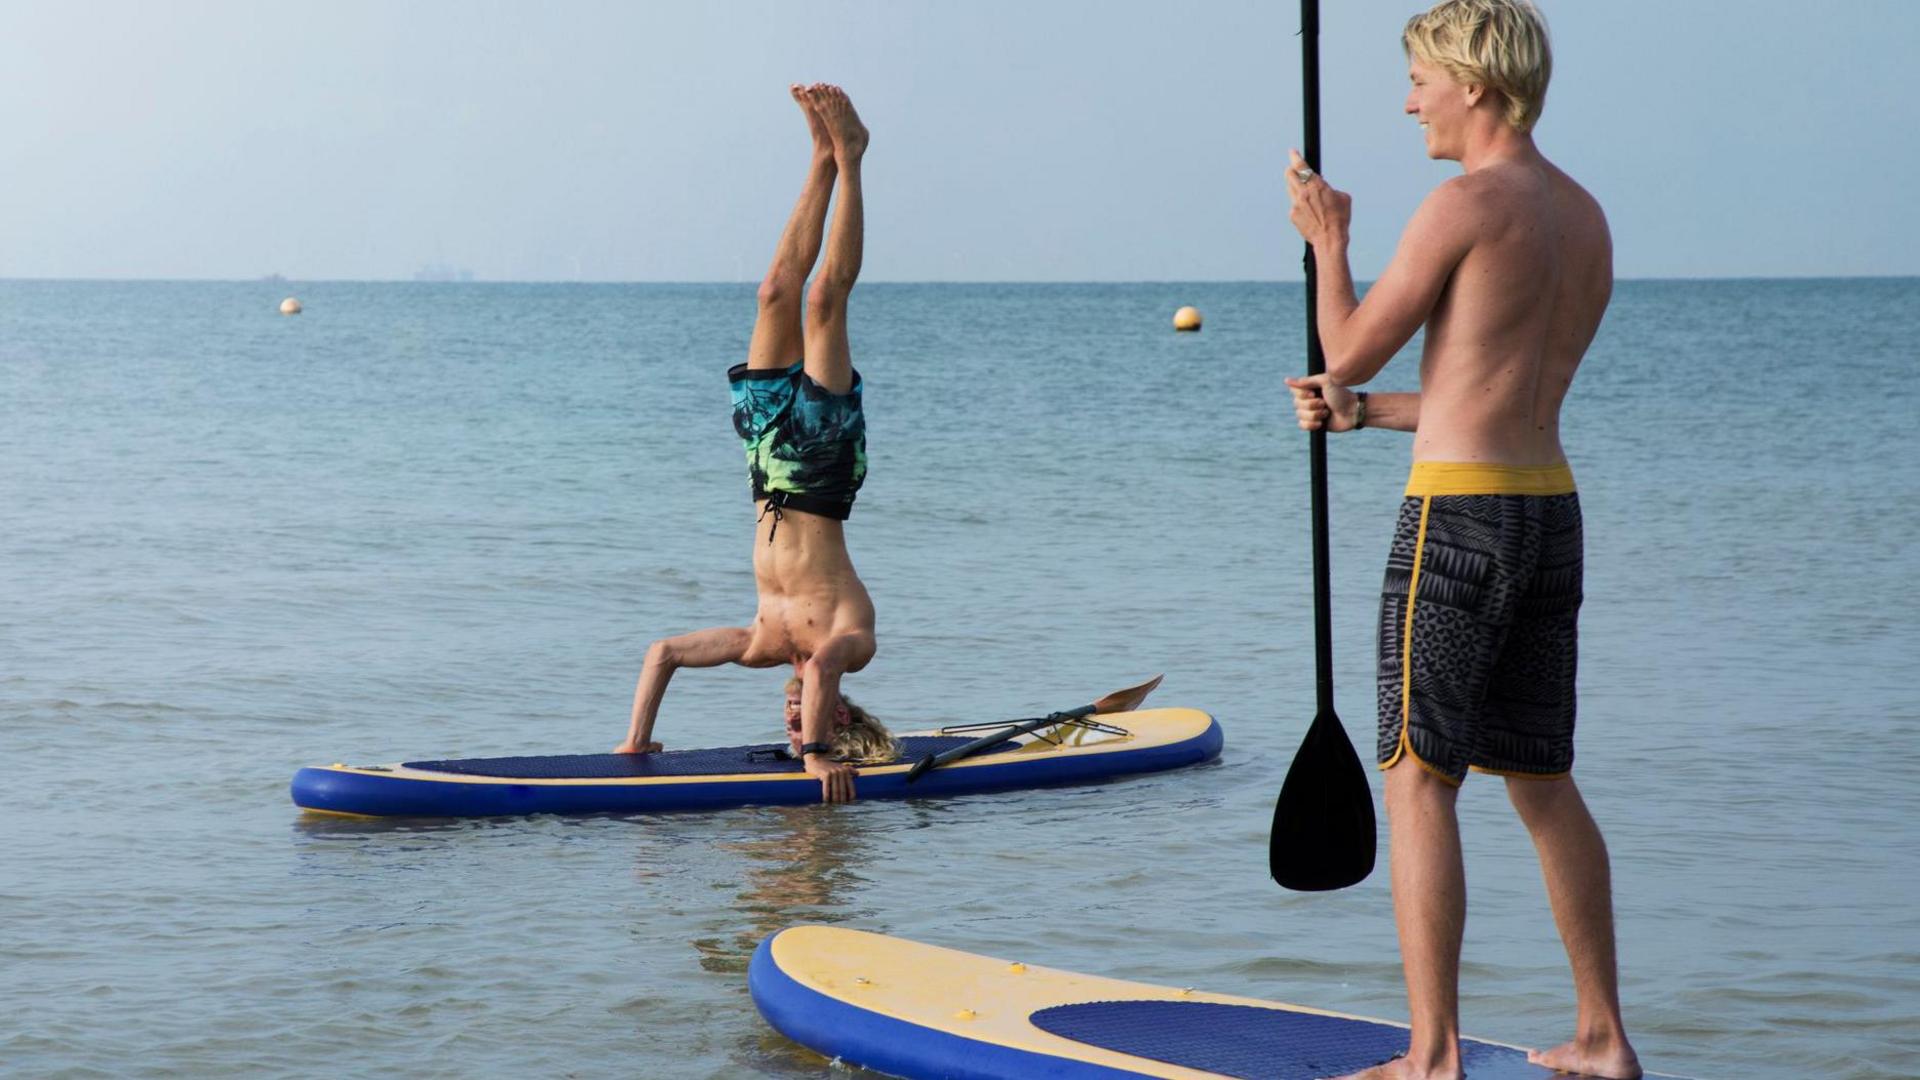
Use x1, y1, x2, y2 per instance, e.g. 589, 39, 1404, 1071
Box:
3, 1, 1913, 282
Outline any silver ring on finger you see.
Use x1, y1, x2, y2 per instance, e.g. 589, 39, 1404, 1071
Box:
1295, 167, 1315, 182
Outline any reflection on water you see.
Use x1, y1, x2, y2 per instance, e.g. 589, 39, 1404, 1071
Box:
691, 805, 875, 976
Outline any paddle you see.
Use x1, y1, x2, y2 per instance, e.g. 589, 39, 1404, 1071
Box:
904, 675, 1164, 783
1269, 0, 1377, 892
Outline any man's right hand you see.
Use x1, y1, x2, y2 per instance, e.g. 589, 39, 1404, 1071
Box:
1285, 374, 1360, 432
804, 755, 858, 804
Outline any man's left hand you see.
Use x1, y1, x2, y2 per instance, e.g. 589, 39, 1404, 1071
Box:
805, 755, 858, 804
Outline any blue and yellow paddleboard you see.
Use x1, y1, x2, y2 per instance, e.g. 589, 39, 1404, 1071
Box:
751, 926, 1688, 1080
291, 707, 1220, 818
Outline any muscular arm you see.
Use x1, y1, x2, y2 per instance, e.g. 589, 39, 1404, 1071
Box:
1285, 379, 1421, 434
1362, 391, 1420, 432
616, 626, 751, 753
1288, 160, 1479, 386
796, 631, 875, 803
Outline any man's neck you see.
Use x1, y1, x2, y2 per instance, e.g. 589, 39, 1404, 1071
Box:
1459, 125, 1541, 173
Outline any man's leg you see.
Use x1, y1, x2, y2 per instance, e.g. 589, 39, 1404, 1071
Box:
1364, 760, 1468, 1079
801, 84, 867, 395
1508, 777, 1642, 1079
746, 85, 838, 372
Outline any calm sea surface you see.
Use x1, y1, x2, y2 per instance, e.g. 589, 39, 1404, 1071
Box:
3, 279, 1916, 1079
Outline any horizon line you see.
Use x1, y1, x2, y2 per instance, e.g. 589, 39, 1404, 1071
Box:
3, 273, 1916, 286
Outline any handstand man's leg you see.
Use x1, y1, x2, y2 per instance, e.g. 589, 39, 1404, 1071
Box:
1509, 777, 1641, 1079
801, 84, 867, 395
746, 84, 839, 372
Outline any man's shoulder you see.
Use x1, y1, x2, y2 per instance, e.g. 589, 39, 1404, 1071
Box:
1407, 175, 1500, 243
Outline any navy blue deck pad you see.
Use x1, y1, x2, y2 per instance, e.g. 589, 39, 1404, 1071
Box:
1030, 1000, 1560, 1080
403, 736, 1013, 778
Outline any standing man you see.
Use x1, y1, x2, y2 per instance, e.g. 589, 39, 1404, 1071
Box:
614, 84, 881, 805
1284, 3, 1639, 1078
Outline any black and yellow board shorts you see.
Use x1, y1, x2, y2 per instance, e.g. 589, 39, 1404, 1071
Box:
1377, 462, 1583, 786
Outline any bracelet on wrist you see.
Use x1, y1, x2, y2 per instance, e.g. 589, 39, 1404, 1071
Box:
1353, 391, 1369, 430
800, 741, 835, 758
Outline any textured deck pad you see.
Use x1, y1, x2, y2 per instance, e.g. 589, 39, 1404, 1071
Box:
1030, 1000, 1555, 1080
402, 736, 1012, 778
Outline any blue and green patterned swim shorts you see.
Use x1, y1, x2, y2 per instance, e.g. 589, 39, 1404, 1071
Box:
728, 361, 867, 522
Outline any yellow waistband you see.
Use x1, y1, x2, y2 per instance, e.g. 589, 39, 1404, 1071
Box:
1405, 461, 1576, 496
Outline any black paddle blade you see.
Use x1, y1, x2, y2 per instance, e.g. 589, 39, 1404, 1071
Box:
1270, 708, 1376, 891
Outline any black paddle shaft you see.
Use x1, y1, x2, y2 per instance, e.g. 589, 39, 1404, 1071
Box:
904, 705, 1097, 783
1270, 0, 1376, 892
1302, 0, 1334, 715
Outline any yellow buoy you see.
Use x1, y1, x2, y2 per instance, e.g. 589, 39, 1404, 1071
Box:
280, 297, 303, 316
1173, 306, 1202, 332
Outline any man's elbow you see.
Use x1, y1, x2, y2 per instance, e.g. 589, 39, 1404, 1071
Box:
799, 655, 843, 685
646, 639, 677, 668
1325, 354, 1375, 387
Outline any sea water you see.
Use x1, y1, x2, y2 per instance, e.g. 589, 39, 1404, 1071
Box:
3, 278, 1916, 1078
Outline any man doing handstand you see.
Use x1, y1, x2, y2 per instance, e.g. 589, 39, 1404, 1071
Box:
615, 84, 884, 805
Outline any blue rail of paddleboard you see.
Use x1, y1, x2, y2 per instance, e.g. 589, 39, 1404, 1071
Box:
291, 717, 1222, 817
749, 932, 1144, 1080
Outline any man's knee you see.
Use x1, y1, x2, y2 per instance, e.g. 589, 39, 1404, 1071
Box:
1506, 773, 1580, 819
1383, 758, 1459, 816
759, 270, 803, 312
805, 277, 850, 321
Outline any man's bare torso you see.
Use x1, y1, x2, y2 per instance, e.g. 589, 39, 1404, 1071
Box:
1414, 157, 1612, 465
740, 507, 876, 669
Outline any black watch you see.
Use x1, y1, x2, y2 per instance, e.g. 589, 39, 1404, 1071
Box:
800, 742, 835, 758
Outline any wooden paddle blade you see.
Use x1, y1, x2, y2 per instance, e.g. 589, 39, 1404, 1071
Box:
1092, 674, 1164, 715
1270, 708, 1376, 891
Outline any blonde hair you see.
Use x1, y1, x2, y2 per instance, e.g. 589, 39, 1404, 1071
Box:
785, 678, 901, 765
1403, 0, 1552, 134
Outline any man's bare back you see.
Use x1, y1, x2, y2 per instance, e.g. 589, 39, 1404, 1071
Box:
1281, 141, 1611, 455
1411, 159, 1611, 464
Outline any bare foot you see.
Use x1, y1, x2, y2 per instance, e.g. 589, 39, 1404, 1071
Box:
1528, 1038, 1641, 1079
790, 82, 832, 156
613, 740, 662, 755
807, 83, 868, 163
1328, 1045, 1459, 1068
1329, 1054, 1461, 1080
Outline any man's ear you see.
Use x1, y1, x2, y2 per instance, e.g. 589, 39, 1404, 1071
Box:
1463, 83, 1486, 108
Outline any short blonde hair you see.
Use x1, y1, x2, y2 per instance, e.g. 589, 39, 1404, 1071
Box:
1403, 0, 1552, 134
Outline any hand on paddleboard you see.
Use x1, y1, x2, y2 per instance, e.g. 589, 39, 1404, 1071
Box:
804, 755, 858, 803
1285, 374, 1359, 432
613, 740, 663, 755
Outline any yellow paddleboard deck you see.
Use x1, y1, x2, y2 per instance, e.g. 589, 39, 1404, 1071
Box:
751, 926, 1689, 1079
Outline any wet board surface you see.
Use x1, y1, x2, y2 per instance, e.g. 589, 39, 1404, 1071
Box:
750, 926, 1690, 1080
292, 707, 1221, 818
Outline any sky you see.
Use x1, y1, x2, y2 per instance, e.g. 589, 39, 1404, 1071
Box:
2, 0, 1914, 282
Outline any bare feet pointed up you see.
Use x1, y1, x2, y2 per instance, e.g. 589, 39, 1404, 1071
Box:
806, 83, 868, 164
791, 82, 832, 156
